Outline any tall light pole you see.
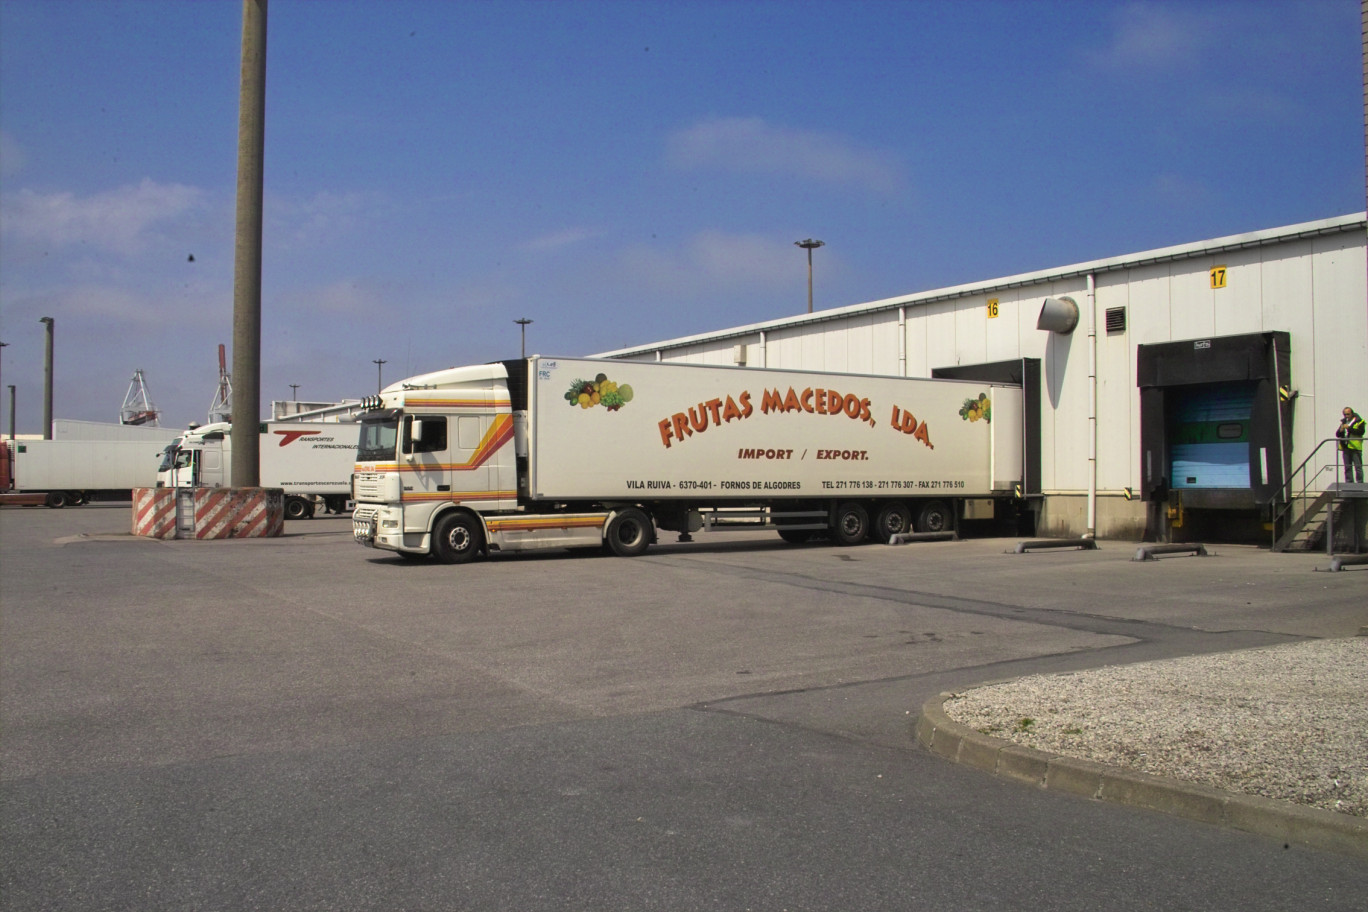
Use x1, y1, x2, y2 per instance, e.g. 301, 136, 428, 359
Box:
515, 318, 533, 358
39, 317, 54, 438
373, 359, 387, 393
289, 384, 299, 401
794, 239, 824, 314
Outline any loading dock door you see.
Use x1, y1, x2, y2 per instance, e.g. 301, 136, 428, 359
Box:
1168, 382, 1256, 490
1137, 332, 1291, 508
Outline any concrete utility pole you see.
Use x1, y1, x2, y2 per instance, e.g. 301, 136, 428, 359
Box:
39, 317, 54, 438
231, 0, 267, 486
794, 239, 824, 314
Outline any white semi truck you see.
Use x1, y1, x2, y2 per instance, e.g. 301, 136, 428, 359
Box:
158, 421, 359, 519
1, 435, 176, 507
351, 357, 1025, 562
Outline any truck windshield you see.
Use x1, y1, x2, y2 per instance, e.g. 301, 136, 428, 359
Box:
157, 439, 182, 472
357, 416, 400, 462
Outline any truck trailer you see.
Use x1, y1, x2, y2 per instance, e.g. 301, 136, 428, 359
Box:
351, 357, 1025, 562
158, 421, 359, 519
1, 436, 175, 507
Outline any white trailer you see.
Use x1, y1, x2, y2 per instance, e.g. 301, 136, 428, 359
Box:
2, 437, 173, 507
352, 357, 1025, 562
158, 421, 359, 519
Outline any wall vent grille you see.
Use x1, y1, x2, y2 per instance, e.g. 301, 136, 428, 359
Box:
1105, 307, 1127, 334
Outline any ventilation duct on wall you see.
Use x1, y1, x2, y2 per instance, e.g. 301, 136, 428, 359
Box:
1037, 296, 1080, 334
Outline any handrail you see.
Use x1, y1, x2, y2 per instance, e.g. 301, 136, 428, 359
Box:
1270, 438, 1344, 550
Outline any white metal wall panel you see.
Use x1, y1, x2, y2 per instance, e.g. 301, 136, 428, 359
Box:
1169, 265, 1215, 341
1124, 263, 1175, 348
953, 299, 988, 367
1095, 279, 1138, 492
984, 293, 1021, 363
1260, 241, 1315, 348
1211, 248, 1264, 337
1042, 330, 1091, 491
823, 326, 849, 373
871, 313, 901, 376
1310, 233, 1368, 467
921, 302, 959, 372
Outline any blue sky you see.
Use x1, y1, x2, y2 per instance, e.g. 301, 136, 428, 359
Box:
0, 0, 1362, 432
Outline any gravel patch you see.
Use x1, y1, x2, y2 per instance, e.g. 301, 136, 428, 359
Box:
943, 638, 1368, 817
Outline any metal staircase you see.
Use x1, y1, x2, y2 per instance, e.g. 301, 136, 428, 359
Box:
1271, 439, 1368, 554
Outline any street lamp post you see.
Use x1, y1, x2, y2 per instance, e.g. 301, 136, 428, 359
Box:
794, 239, 824, 314
373, 359, 387, 393
39, 317, 54, 438
289, 384, 299, 401
515, 318, 533, 358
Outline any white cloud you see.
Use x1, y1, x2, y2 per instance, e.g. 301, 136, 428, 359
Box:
666, 117, 904, 194
0, 179, 206, 256
1091, 3, 1214, 71
268, 190, 380, 249
618, 230, 813, 295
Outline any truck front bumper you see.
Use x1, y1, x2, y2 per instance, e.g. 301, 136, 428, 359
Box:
353, 504, 429, 554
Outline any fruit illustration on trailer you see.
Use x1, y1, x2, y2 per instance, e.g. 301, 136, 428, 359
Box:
565, 374, 634, 411
959, 392, 991, 423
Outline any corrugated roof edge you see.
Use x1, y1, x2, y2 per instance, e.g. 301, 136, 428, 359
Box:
592, 212, 1367, 358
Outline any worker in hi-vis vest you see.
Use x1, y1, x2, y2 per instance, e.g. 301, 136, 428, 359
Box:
1337, 405, 1365, 483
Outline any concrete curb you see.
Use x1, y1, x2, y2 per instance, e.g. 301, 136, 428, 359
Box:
916, 692, 1368, 861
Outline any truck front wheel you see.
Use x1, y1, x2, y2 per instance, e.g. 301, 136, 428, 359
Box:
433, 513, 484, 564
605, 508, 652, 557
832, 502, 869, 546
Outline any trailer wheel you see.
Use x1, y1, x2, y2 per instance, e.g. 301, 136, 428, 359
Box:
832, 502, 869, 546
284, 496, 313, 520
433, 512, 484, 564
605, 508, 652, 557
45, 491, 69, 509
872, 501, 913, 540
916, 500, 951, 534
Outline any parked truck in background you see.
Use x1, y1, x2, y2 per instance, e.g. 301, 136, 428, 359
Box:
157, 421, 359, 519
1, 422, 180, 508
351, 356, 1024, 562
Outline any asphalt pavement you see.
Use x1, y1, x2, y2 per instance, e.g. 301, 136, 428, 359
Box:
2, 503, 1366, 911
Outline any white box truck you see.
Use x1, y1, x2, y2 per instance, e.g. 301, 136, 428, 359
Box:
158, 421, 359, 519
1, 436, 176, 507
351, 357, 1024, 562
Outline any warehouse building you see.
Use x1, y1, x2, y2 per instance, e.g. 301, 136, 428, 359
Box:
598, 213, 1368, 547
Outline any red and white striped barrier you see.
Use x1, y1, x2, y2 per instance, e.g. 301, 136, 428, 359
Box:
131, 488, 177, 539
191, 488, 284, 539
130, 487, 284, 540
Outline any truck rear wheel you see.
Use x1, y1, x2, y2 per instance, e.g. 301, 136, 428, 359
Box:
872, 501, 912, 541
605, 508, 652, 557
433, 512, 484, 564
45, 491, 69, 508
832, 502, 869, 546
916, 500, 951, 534
284, 496, 314, 520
